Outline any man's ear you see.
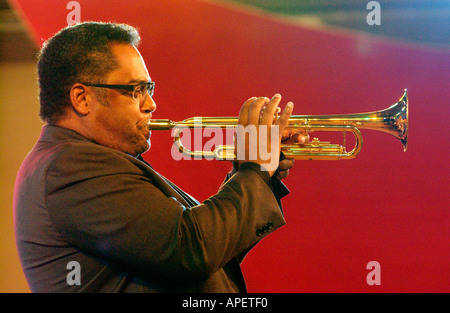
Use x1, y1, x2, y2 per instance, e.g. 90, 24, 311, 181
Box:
69, 83, 91, 116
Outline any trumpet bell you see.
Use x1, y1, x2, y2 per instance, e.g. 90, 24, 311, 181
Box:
379, 89, 408, 151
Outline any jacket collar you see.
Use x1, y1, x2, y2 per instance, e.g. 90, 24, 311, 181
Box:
38, 125, 95, 144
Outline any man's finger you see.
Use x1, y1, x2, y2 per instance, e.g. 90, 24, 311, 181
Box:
238, 97, 256, 126
278, 158, 294, 171
248, 97, 269, 125
282, 132, 310, 144
275, 169, 289, 180
276, 102, 293, 138
260, 94, 281, 125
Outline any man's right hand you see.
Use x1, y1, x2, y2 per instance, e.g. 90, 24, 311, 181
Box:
235, 94, 293, 177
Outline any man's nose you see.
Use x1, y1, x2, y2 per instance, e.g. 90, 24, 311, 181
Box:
141, 94, 157, 113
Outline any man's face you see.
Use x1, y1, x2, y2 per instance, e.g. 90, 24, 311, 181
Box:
88, 43, 156, 156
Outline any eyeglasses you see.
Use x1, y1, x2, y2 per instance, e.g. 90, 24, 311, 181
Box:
83, 81, 155, 101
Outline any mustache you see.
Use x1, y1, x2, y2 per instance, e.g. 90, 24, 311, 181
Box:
137, 120, 151, 129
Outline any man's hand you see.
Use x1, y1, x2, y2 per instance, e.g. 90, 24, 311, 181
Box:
274, 130, 310, 180
235, 94, 293, 177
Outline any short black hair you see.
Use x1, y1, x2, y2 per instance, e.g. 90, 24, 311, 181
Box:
37, 22, 141, 124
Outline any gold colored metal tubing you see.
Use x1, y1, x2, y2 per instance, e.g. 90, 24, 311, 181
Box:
148, 90, 408, 160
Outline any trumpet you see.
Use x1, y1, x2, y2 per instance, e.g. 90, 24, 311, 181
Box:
148, 90, 408, 160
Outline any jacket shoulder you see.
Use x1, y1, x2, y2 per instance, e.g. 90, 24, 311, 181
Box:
46, 140, 149, 178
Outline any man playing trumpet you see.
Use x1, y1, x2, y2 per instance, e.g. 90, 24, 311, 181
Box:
14, 22, 306, 292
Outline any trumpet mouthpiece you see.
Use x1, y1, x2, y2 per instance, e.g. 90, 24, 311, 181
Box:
147, 119, 176, 130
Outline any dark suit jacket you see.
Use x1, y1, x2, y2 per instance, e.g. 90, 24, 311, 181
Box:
14, 125, 286, 292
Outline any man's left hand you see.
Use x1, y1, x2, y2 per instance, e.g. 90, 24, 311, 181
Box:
274, 130, 309, 180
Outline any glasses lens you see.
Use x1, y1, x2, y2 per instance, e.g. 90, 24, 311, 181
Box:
147, 82, 155, 97
133, 83, 154, 100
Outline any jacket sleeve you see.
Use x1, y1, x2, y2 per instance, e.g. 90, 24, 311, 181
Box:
223, 155, 291, 211
45, 143, 285, 283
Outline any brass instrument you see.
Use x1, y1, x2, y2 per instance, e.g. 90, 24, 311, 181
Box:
148, 89, 408, 160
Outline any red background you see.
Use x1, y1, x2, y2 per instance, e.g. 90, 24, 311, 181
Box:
10, 0, 449, 292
